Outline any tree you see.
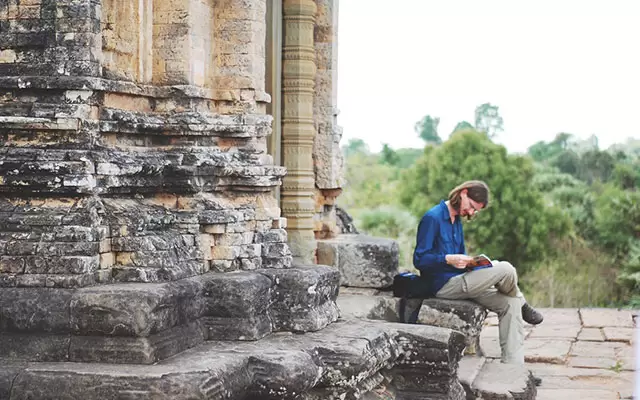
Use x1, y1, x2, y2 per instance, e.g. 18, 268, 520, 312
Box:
380, 143, 400, 166
414, 115, 442, 144
474, 103, 504, 138
452, 121, 474, 134
342, 138, 369, 157
551, 132, 573, 150
593, 186, 640, 258
578, 150, 616, 183
551, 150, 581, 176
394, 148, 423, 169
612, 164, 639, 190
528, 133, 574, 162
398, 130, 571, 272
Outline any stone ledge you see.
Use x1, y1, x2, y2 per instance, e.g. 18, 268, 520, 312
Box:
2, 319, 467, 400
465, 359, 537, 400
0, 147, 286, 195
0, 76, 271, 103
337, 292, 488, 351
0, 266, 340, 364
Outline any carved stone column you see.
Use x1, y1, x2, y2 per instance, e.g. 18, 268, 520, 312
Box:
313, 0, 344, 240
282, 0, 318, 263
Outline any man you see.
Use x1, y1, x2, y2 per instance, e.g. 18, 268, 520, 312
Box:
413, 180, 543, 366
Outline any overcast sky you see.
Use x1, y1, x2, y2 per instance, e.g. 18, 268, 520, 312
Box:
336, 0, 640, 154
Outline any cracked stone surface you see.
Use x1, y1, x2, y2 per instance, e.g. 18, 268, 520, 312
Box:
0, 319, 468, 400
482, 307, 637, 399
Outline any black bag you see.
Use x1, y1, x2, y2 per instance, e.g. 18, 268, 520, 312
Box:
392, 272, 432, 324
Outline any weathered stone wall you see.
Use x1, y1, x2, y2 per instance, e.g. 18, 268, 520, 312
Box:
0, 0, 288, 288
313, 0, 344, 240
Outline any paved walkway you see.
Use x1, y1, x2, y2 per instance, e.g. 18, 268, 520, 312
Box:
481, 308, 637, 399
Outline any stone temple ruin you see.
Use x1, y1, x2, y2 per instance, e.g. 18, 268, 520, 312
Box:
0, 0, 537, 399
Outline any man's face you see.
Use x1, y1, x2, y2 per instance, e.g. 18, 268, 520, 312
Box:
460, 190, 484, 219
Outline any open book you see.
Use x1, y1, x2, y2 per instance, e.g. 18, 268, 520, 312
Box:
465, 254, 493, 270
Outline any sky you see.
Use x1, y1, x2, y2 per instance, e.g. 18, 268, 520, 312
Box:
336, 0, 640, 154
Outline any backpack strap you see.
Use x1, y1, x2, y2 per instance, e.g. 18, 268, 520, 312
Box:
399, 296, 422, 324
399, 296, 407, 323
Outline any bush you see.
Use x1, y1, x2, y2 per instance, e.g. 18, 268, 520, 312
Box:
521, 238, 623, 307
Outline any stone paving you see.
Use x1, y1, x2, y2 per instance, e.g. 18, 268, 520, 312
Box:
481, 308, 637, 399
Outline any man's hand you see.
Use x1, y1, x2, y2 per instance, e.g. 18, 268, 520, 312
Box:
446, 254, 474, 269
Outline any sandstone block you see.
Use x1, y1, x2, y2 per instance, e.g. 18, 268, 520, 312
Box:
69, 322, 205, 364
201, 271, 273, 340
0, 333, 71, 362
70, 279, 203, 337
580, 308, 635, 328
3, 319, 466, 400
469, 360, 537, 400
259, 265, 340, 332
317, 234, 399, 288
0, 288, 73, 333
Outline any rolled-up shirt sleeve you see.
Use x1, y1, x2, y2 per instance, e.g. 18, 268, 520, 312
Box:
413, 213, 447, 271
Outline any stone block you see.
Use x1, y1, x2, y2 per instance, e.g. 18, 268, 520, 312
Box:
577, 327, 605, 341
0, 362, 24, 399
259, 265, 340, 332
469, 360, 537, 400
317, 234, 398, 289
70, 279, 204, 337
580, 308, 635, 328
69, 322, 205, 364
602, 327, 634, 343
0, 333, 71, 361
2, 319, 467, 400
201, 271, 273, 340
0, 288, 73, 333
337, 293, 488, 351
524, 339, 572, 364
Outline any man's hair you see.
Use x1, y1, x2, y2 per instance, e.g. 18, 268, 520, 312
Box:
448, 180, 490, 212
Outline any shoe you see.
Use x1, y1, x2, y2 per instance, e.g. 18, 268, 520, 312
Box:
521, 303, 544, 325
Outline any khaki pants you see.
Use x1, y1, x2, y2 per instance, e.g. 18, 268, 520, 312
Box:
435, 261, 525, 364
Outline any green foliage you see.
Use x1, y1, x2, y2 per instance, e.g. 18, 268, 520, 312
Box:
474, 103, 504, 138
551, 150, 581, 176
340, 151, 401, 211
593, 186, 640, 259
357, 205, 417, 238
521, 238, 622, 307
414, 115, 442, 144
399, 130, 571, 272
578, 150, 616, 183
617, 239, 640, 292
549, 184, 597, 240
380, 143, 400, 166
612, 163, 639, 190
452, 121, 474, 134
532, 170, 583, 193
393, 148, 423, 168
342, 138, 370, 157
528, 133, 573, 162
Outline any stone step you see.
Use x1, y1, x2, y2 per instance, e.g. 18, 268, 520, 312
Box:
0, 265, 340, 364
459, 356, 537, 400
457, 355, 487, 397
317, 234, 399, 289
337, 291, 488, 351
1, 319, 468, 400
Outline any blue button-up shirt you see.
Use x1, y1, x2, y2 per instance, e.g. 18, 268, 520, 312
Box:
413, 200, 466, 296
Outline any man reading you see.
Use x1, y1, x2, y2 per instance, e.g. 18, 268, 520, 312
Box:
412, 180, 543, 366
